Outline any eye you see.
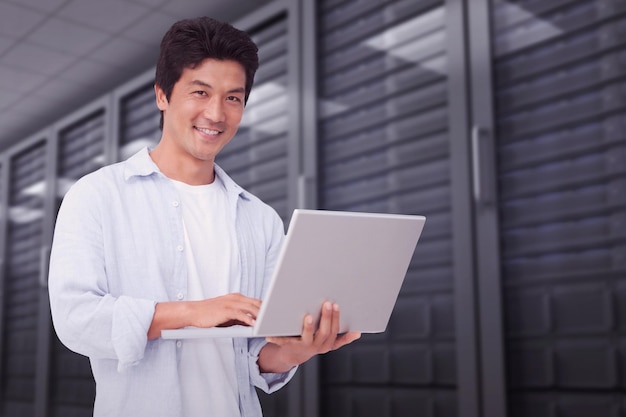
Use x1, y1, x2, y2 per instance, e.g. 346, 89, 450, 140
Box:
227, 96, 242, 103
194, 90, 207, 96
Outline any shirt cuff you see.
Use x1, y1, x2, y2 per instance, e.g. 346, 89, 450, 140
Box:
111, 296, 157, 372
248, 338, 298, 394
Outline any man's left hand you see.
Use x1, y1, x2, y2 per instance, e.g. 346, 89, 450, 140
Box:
258, 302, 361, 373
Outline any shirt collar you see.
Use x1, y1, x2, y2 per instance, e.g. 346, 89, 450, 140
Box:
213, 163, 250, 201
123, 146, 159, 180
123, 146, 250, 201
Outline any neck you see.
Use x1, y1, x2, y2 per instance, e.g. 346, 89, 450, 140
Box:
149, 143, 215, 185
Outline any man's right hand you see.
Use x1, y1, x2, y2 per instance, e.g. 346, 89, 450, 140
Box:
190, 293, 261, 328
147, 292, 261, 340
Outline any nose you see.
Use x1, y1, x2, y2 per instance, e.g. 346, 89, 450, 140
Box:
204, 96, 225, 123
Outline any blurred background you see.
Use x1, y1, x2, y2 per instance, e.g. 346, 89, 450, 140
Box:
0, 0, 625, 416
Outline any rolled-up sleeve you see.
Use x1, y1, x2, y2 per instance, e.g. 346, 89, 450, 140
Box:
49, 179, 156, 371
111, 296, 157, 371
247, 337, 298, 393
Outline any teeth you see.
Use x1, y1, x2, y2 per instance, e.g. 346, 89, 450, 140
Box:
196, 127, 220, 135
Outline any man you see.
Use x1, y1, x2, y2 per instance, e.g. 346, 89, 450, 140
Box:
49, 16, 360, 417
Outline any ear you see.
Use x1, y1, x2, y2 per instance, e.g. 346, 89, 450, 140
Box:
154, 84, 168, 111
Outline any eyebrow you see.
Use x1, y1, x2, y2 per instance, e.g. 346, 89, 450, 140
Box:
189, 80, 245, 94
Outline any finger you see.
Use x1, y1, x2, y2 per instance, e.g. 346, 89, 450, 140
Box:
265, 334, 302, 346
300, 314, 315, 345
247, 297, 262, 308
230, 292, 262, 303
222, 304, 258, 326
239, 313, 256, 326
228, 293, 262, 310
238, 295, 263, 310
330, 303, 340, 337
320, 303, 341, 351
314, 302, 334, 347
227, 296, 261, 319
265, 337, 279, 345
333, 331, 362, 350
239, 303, 260, 319
218, 312, 255, 327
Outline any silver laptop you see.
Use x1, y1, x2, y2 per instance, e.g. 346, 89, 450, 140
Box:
161, 209, 426, 339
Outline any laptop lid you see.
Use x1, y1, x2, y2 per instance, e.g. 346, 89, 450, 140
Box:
161, 209, 425, 339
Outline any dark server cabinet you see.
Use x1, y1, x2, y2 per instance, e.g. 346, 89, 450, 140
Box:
1, 140, 48, 417
316, 0, 477, 416
488, 0, 626, 416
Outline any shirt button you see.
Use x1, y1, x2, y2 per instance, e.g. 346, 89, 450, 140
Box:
172, 201, 179, 207
176, 341, 182, 348
177, 245, 184, 252
177, 292, 184, 300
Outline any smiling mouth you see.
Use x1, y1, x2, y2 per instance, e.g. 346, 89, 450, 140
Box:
194, 126, 221, 135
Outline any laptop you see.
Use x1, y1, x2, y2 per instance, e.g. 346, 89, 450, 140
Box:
161, 209, 426, 339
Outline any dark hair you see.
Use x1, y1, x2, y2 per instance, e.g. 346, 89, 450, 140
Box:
155, 16, 259, 129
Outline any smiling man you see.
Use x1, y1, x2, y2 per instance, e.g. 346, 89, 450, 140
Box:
48, 16, 359, 417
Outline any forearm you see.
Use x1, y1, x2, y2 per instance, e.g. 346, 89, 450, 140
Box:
147, 301, 194, 340
257, 342, 298, 374
148, 294, 262, 340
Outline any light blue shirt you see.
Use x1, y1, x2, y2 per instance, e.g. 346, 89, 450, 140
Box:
48, 147, 296, 417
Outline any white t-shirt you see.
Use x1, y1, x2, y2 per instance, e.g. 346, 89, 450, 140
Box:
172, 177, 241, 417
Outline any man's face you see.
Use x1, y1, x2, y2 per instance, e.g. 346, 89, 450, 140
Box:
155, 58, 246, 164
